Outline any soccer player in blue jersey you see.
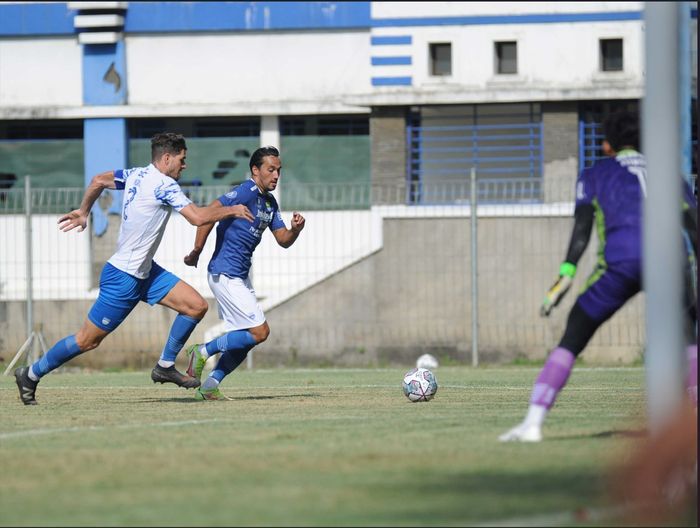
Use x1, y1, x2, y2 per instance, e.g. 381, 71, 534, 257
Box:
499, 111, 698, 442
183, 146, 305, 400
14, 133, 255, 405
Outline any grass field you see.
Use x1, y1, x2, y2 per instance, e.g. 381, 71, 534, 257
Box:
0, 365, 664, 526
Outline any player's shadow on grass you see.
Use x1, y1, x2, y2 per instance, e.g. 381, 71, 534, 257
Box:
132, 393, 321, 403
553, 428, 647, 440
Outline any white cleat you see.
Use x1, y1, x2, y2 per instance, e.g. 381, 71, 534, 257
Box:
498, 422, 542, 443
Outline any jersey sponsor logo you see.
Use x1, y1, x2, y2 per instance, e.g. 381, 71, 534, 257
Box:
102, 317, 111, 326
576, 181, 586, 200
225, 190, 238, 199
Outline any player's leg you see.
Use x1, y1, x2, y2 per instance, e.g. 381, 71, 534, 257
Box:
500, 262, 640, 441
15, 319, 111, 405
190, 274, 267, 400
15, 262, 138, 405
147, 262, 207, 388
683, 279, 697, 406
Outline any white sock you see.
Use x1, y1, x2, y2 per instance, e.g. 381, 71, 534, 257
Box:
157, 360, 175, 368
199, 344, 209, 360
524, 404, 548, 428
202, 376, 220, 391
27, 366, 39, 382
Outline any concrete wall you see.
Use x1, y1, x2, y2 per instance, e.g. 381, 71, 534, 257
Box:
370, 106, 408, 204
542, 102, 579, 203
260, 215, 645, 367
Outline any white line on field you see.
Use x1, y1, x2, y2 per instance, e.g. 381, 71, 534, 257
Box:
0, 418, 235, 441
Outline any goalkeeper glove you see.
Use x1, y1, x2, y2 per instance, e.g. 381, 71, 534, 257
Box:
540, 262, 576, 317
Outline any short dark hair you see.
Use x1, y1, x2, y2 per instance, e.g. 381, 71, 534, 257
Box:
249, 146, 280, 172
603, 111, 639, 151
151, 132, 187, 161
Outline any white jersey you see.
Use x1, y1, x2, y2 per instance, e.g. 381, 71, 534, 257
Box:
107, 164, 192, 279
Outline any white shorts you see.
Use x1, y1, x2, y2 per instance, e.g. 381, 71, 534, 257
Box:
208, 273, 265, 331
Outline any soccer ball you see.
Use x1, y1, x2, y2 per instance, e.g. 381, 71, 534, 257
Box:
402, 367, 438, 402
416, 353, 439, 369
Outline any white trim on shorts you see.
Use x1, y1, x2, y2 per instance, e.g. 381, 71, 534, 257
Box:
208, 273, 265, 331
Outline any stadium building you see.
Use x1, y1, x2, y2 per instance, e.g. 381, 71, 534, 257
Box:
0, 2, 696, 367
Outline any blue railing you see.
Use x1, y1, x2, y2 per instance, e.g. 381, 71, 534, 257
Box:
578, 121, 606, 171
406, 121, 543, 204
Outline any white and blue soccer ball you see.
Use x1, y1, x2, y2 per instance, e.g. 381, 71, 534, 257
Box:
402, 367, 438, 402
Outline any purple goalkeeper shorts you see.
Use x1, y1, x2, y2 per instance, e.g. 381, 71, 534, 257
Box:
577, 260, 641, 323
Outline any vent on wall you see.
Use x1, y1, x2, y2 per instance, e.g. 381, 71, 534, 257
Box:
67, 2, 127, 44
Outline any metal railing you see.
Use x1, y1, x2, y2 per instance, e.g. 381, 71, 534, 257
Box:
407, 121, 544, 204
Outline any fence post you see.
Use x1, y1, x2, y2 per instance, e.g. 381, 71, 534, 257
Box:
470, 167, 479, 367
24, 176, 38, 363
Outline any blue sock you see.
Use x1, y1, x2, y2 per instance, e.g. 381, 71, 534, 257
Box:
31, 335, 82, 378
208, 330, 257, 383
160, 314, 200, 362
206, 330, 257, 356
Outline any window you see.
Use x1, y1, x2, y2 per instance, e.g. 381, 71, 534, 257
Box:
429, 43, 452, 76
280, 116, 369, 136
600, 38, 623, 71
495, 41, 517, 74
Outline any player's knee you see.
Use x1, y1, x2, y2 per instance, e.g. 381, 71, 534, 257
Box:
75, 332, 104, 351
250, 322, 270, 343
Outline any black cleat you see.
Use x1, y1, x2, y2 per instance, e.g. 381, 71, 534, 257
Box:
15, 367, 38, 405
150, 364, 200, 389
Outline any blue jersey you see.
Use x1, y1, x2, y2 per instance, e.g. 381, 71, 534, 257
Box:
575, 151, 645, 264
208, 180, 286, 279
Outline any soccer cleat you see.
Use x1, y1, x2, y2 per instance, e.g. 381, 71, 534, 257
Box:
195, 386, 231, 401
15, 367, 38, 405
150, 364, 200, 389
185, 344, 207, 381
498, 422, 543, 443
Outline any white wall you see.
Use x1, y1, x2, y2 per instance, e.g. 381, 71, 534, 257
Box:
0, 202, 575, 305
401, 21, 644, 90
0, 37, 82, 108
125, 31, 371, 109
0, 215, 91, 300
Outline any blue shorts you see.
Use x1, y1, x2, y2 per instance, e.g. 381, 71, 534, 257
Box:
88, 262, 180, 332
577, 260, 641, 323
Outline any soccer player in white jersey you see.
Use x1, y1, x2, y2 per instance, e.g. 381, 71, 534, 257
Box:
14, 133, 255, 405
182, 146, 305, 400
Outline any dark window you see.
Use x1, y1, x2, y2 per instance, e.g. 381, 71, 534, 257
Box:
495, 41, 517, 74
600, 38, 623, 72
194, 119, 260, 137
280, 116, 369, 136
429, 43, 452, 76
0, 120, 83, 139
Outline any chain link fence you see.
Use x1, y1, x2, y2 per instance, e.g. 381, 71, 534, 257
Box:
0, 176, 645, 370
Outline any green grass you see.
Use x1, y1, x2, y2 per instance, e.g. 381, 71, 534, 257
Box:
0, 365, 656, 526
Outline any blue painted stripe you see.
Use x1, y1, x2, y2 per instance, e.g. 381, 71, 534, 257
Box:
83, 41, 127, 106
0, 3, 75, 36
0, 4, 650, 36
371, 11, 642, 28
371, 56, 412, 66
371, 35, 412, 45
372, 76, 412, 86
126, 2, 371, 32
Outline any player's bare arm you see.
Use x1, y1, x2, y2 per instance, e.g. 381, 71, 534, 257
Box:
179, 199, 254, 227
273, 211, 305, 248
183, 200, 221, 267
58, 170, 117, 233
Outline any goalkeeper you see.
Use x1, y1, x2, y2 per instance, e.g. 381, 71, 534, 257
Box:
500, 110, 698, 442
